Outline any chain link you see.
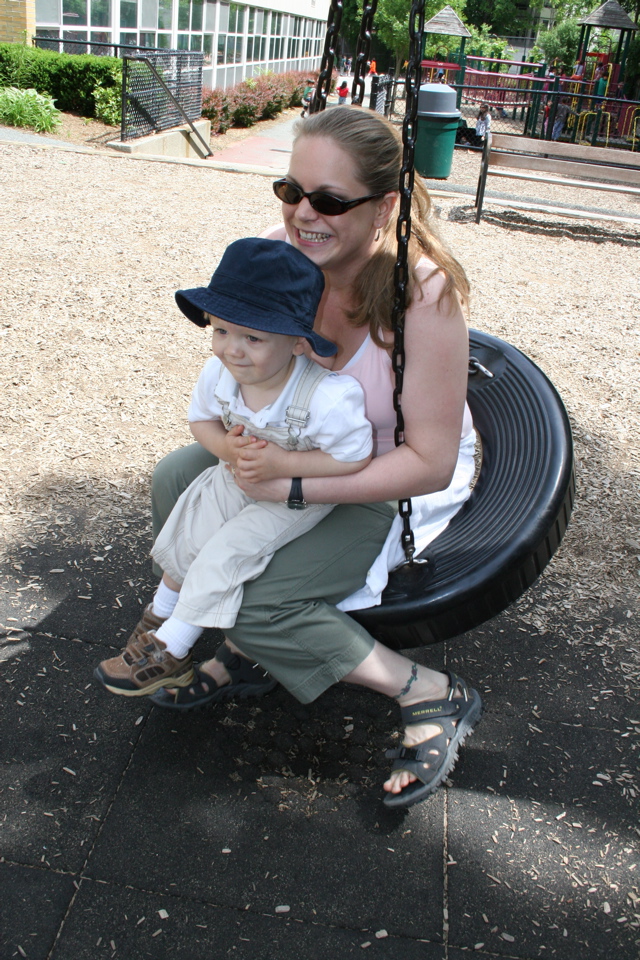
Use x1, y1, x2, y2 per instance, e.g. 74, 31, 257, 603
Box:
391, 0, 427, 564
351, 0, 378, 106
312, 0, 343, 114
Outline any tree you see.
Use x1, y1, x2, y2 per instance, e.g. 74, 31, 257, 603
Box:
348, 0, 466, 76
537, 18, 581, 68
464, 0, 543, 37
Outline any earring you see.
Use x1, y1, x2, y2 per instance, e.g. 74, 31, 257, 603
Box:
374, 228, 381, 242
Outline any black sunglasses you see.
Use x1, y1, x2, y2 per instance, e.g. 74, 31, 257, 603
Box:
272, 179, 386, 217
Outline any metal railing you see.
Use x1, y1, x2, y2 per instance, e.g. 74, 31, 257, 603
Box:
33, 35, 173, 58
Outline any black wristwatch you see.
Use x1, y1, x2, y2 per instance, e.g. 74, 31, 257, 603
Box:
286, 477, 307, 510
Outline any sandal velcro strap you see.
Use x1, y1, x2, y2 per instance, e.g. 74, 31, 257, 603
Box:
399, 670, 469, 727
214, 643, 272, 685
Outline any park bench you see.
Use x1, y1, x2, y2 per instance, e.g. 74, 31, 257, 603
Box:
474, 132, 640, 225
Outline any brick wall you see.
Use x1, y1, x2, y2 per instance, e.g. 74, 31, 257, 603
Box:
0, 0, 36, 45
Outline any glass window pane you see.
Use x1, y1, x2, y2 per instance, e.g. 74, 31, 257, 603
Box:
177, 32, 189, 48
228, 2, 236, 32
157, 31, 171, 46
248, 7, 253, 31
218, 2, 228, 32
140, 30, 155, 45
236, 4, 243, 31
226, 34, 234, 62
191, 0, 202, 29
203, 33, 212, 63
119, 30, 137, 44
157, 0, 171, 28
63, 29, 87, 51
90, 29, 110, 51
119, 0, 136, 28
204, 0, 215, 30
190, 33, 201, 49
246, 36, 252, 60
36, 0, 60, 23
63, 0, 87, 26
91, 0, 110, 26
217, 34, 225, 63
178, 0, 189, 29
140, 0, 156, 28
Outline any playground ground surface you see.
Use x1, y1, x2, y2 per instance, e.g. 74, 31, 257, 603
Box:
0, 111, 639, 959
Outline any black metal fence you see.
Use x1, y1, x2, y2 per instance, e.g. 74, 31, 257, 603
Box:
385, 76, 640, 152
121, 53, 204, 142
454, 84, 640, 150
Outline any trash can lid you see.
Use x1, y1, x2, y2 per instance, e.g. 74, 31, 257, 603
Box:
417, 83, 460, 118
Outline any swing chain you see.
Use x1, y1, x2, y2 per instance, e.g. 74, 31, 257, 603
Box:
351, 0, 378, 106
391, 0, 427, 565
312, 0, 343, 114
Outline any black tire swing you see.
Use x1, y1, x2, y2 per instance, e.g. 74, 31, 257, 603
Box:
311, 0, 575, 651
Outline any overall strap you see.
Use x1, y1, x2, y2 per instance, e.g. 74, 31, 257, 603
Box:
285, 358, 331, 448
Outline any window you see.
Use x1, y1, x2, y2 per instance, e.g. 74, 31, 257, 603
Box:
91, 0, 110, 26
36, 0, 60, 22
157, 31, 171, 46
63, 0, 87, 26
140, 30, 156, 45
247, 6, 266, 62
203, 32, 213, 63
218, 2, 244, 64
269, 11, 283, 61
157, 0, 171, 29
140, 0, 157, 29
119, 30, 137, 44
178, 0, 189, 29
190, 32, 202, 49
120, 0, 137, 28
91, 29, 111, 52
191, 0, 203, 30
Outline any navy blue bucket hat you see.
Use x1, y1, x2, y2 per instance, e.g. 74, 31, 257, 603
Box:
175, 237, 336, 357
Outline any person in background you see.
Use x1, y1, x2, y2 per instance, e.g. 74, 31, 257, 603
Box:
337, 80, 349, 105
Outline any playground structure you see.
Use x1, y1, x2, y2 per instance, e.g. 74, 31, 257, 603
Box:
412, 0, 639, 150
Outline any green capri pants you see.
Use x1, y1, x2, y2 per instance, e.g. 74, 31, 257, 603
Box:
152, 443, 396, 703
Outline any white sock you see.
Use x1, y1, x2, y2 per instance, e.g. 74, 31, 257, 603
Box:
155, 617, 203, 659
152, 580, 180, 620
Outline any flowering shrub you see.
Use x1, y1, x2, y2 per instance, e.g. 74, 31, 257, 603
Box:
201, 86, 232, 133
202, 70, 313, 134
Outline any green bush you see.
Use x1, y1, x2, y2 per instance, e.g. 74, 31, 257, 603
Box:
0, 86, 61, 132
0, 42, 121, 118
93, 70, 122, 126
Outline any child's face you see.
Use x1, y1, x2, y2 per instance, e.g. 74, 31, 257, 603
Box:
206, 314, 305, 393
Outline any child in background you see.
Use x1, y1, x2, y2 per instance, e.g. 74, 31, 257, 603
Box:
95, 238, 372, 698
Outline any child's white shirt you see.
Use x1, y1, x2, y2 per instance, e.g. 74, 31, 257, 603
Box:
188, 354, 373, 463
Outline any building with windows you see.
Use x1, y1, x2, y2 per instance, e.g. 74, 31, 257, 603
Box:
2, 0, 329, 90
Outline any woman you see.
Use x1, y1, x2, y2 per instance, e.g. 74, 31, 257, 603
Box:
149, 107, 481, 809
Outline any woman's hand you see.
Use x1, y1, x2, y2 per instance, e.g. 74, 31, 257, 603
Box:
232, 472, 291, 503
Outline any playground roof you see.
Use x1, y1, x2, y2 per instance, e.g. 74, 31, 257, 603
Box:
424, 4, 472, 38
580, 0, 638, 30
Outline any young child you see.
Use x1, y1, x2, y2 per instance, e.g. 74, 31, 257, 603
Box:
95, 238, 372, 697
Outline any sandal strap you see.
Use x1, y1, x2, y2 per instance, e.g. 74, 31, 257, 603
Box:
399, 670, 470, 729
214, 642, 271, 685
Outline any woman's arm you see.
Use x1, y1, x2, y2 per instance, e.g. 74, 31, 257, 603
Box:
233, 267, 469, 505
235, 441, 371, 483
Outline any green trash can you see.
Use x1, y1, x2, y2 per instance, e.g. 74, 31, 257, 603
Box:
414, 83, 460, 180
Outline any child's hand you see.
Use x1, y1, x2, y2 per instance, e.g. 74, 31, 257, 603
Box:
234, 440, 291, 482
222, 424, 265, 467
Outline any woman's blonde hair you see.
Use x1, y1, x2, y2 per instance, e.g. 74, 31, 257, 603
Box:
294, 108, 470, 347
